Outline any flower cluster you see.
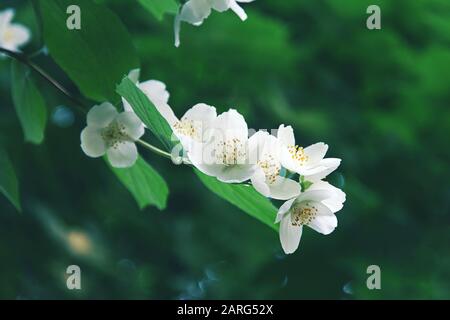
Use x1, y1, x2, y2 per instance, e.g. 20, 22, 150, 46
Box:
80, 73, 346, 254
0, 8, 30, 53
174, 0, 255, 47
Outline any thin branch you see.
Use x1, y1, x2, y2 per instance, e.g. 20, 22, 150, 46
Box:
0, 47, 87, 114
136, 139, 192, 166
136, 139, 172, 159
0, 47, 194, 167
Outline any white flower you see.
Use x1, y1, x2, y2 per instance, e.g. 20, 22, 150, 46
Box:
80, 102, 144, 168
188, 109, 256, 183
172, 103, 217, 153
307, 180, 346, 213
275, 182, 345, 254
248, 131, 300, 200
210, 0, 255, 20
174, 0, 255, 47
277, 124, 341, 182
122, 71, 217, 155
0, 9, 30, 52
122, 70, 178, 129
123, 80, 171, 116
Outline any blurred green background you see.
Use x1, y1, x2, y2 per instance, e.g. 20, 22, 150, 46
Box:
0, 0, 449, 299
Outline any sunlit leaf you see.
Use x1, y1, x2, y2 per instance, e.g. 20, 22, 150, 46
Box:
116, 76, 175, 151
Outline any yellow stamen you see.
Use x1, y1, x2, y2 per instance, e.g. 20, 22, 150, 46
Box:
288, 145, 309, 165
291, 202, 318, 226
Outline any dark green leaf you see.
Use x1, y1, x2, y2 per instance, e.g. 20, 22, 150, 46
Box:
116, 76, 175, 150
138, 0, 179, 21
109, 156, 169, 210
195, 170, 278, 231
38, 0, 139, 102
0, 148, 21, 212
11, 60, 47, 145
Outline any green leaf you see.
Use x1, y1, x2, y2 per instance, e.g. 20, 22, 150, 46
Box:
38, 0, 139, 102
301, 180, 313, 192
195, 170, 278, 231
300, 175, 313, 192
109, 156, 169, 210
138, 0, 179, 21
116, 77, 175, 151
11, 60, 47, 145
0, 148, 21, 212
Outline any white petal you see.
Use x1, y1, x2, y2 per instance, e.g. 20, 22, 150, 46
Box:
305, 158, 341, 181
304, 142, 328, 165
308, 181, 346, 213
3, 25, 30, 50
229, 1, 248, 20
296, 189, 334, 204
252, 131, 281, 159
263, 134, 282, 157
87, 102, 118, 128
139, 80, 178, 126
190, 161, 222, 178
279, 214, 303, 254
277, 124, 295, 146
176, 132, 197, 149
186, 140, 208, 163
80, 127, 106, 158
215, 164, 256, 183
106, 141, 138, 168
250, 131, 282, 163
179, 0, 212, 25
116, 112, 145, 141
0, 9, 14, 29
189, 139, 255, 182
122, 97, 134, 113
123, 80, 177, 127
174, 13, 181, 47
275, 197, 296, 223
140, 80, 170, 106
178, 103, 217, 143
307, 202, 337, 235
299, 163, 332, 177
280, 146, 301, 173
248, 130, 269, 163
187, 141, 223, 176
325, 191, 346, 214
127, 69, 140, 84
182, 103, 217, 124
269, 177, 301, 200
251, 168, 271, 197
173, 0, 212, 46
210, 0, 231, 12
156, 102, 179, 127
213, 109, 248, 141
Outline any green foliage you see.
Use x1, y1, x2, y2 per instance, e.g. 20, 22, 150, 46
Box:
138, 0, 179, 21
109, 156, 169, 210
38, 0, 139, 102
300, 177, 313, 192
116, 77, 175, 150
0, 148, 21, 212
195, 170, 278, 232
10, 61, 47, 145
0, 0, 449, 300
